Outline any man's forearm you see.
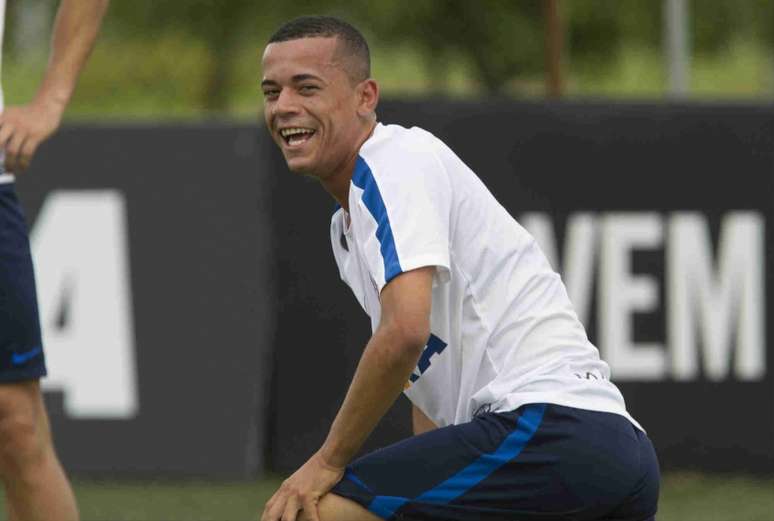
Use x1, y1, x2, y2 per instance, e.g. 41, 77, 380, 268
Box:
35, 0, 109, 111
319, 325, 423, 469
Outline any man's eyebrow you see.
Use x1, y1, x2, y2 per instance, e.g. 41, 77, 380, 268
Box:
291, 73, 325, 83
261, 74, 326, 89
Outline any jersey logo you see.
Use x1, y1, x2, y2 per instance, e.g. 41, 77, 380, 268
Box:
406, 334, 447, 388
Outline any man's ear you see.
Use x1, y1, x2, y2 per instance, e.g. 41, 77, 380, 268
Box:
357, 79, 379, 117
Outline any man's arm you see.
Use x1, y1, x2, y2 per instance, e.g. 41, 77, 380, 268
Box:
318, 266, 433, 467
262, 266, 435, 521
0, 0, 110, 173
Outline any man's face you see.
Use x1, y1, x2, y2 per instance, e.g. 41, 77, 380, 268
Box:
261, 37, 363, 177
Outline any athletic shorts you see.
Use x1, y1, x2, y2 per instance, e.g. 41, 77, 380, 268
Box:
0, 182, 47, 382
332, 403, 660, 521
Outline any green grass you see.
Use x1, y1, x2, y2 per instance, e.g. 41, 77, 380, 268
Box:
71, 477, 283, 521
658, 472, 774, 521
1, 472, 772, 520
0, 476, 284, 521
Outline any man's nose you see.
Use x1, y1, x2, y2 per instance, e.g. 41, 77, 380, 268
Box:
274, 89, 300, 117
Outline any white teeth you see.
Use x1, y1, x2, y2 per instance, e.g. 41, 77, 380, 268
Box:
280, 127, 314, 137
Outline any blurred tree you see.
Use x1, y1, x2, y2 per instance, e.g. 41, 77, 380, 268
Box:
107, 0, 273, 112
749, 0, 774, 49
108, 0, 548, 98
347, 0, 545, 94
566, 0, 661, 67
691, 0, 741, 54
98, 0, 774, 107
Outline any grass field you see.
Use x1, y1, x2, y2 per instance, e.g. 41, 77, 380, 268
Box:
1, 472, 772, 520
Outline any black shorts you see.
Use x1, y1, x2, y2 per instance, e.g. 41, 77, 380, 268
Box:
332, 403, 660, 521
0, 182, 47, 382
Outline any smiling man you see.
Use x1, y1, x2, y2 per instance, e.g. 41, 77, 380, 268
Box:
260, 16, 660, 521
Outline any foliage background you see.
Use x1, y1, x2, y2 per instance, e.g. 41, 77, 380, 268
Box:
4, 0, 774, 119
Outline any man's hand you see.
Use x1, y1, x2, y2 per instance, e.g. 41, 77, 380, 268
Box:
261, 451, 344, 521
0, 100, 64, 174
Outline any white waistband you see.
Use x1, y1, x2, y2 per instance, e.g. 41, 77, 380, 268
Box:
0, 173, 15, 184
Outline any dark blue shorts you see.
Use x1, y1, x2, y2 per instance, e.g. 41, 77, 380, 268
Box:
332, 403, 660, 521
0, 183, 47, 382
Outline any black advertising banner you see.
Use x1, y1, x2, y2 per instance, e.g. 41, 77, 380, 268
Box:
271, 102, 774, 473
16, 125, 272, 478
15, 104, 774, 477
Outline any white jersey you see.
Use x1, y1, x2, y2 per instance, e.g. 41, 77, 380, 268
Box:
330, 123, 642, 431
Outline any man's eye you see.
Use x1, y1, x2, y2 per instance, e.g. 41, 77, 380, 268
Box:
299, 85, 318, 94
263, 90, 279, 99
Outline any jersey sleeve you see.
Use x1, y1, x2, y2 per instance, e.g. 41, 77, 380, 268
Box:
352, 144, 452, 293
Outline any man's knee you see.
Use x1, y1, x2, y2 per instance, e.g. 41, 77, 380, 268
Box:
0, 381, 49, 480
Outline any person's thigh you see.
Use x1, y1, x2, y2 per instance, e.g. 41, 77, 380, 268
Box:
0, 183, 47, 383
331, 404, 658, 521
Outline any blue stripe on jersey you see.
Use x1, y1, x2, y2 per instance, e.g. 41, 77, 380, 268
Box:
352, 156, 402, 284
367, 404, 546, 519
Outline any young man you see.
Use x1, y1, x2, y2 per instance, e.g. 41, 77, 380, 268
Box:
261, 16, 660, 521
0, 1, 109, 520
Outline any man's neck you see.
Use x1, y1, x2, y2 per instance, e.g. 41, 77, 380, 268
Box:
320, 120, 377, 212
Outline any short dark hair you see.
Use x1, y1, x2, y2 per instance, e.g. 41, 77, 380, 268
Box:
268, 16, 371, 82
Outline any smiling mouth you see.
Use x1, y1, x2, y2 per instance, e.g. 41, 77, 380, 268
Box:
280, 127, 316, 147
